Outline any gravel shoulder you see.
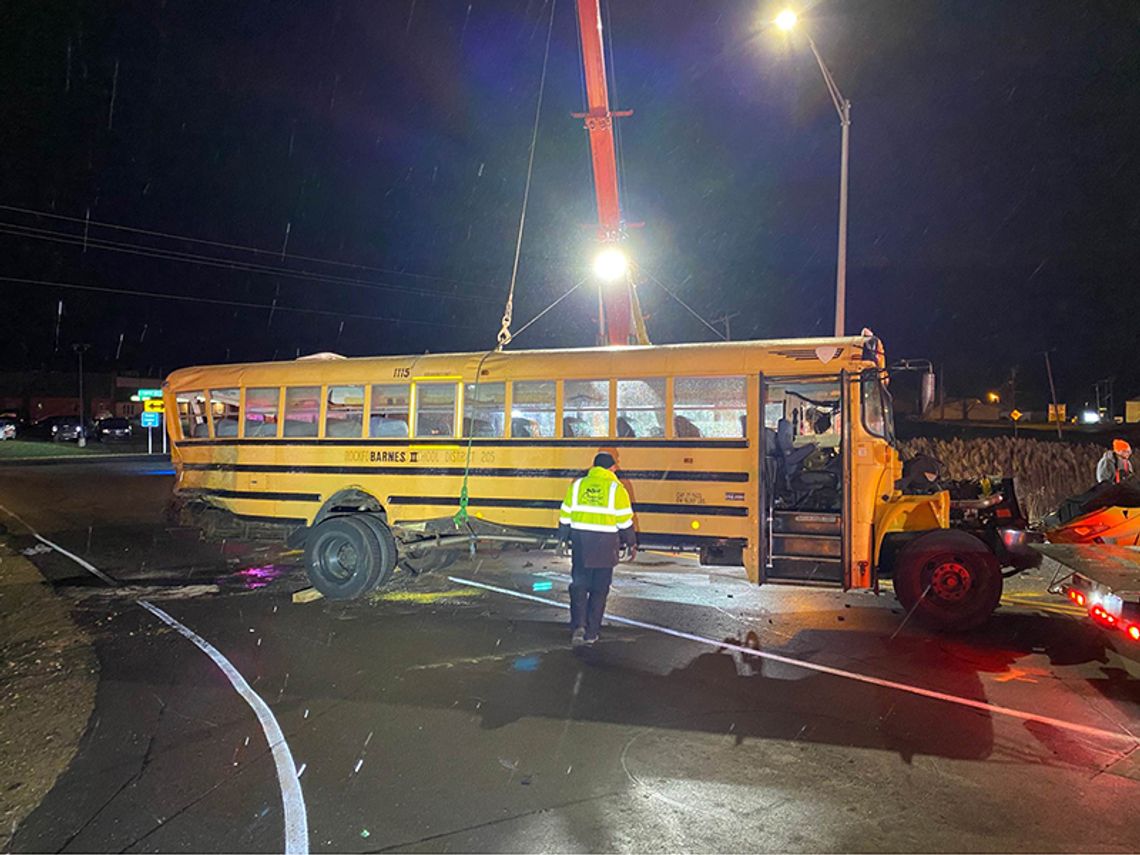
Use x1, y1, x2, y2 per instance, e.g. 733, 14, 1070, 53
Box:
0, 539, 98, 849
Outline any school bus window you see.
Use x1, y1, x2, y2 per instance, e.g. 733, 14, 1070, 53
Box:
674, 376, 746, 438
563, 380, 609, 438
861, 371, 893, 441
177, 392, 208, 439
244, 388, 280, 438
510, 381, 555, 437
766, 381, 841, 449
283, 386, 321, 437
616, 379, 665, 437
415, 383, 456, 437
326, 385, 365, 438
370, 384, 409, 437
210, 389, 241, 437
463, 382, 505, 438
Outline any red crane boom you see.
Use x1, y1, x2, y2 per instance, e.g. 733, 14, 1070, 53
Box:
574, 0, 649, 346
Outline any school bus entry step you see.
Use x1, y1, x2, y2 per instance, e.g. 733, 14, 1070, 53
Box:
769, 511, 844, 584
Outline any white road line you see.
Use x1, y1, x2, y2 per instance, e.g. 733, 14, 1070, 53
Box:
0, 504, 118, 586
33, 533, 119, 586
0, 505, 309, 854
448, 575, 1138, 746
137, 600, 309, 854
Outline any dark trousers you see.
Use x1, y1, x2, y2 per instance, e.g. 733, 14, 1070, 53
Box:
569, 557, 614, 639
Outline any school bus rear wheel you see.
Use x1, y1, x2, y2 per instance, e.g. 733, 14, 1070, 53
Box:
892, 530, 1002, 632
304, 516, 394, 600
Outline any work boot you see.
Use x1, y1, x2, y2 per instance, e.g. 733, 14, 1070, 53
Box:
571, 627, 586, 646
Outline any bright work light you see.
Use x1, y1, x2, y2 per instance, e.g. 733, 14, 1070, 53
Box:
593, 247, 628, 282
775, 9, 798, 31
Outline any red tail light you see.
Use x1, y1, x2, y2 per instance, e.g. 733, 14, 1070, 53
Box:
1090, 605, 1118, 628
1126, 624, 1140, 642
1068, 589, 1086, 607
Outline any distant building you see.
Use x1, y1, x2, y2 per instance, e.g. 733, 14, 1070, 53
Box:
924, 398, 1002, 422
0, 371, 162, 422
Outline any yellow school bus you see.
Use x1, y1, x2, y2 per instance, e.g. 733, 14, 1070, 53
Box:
164, 334, 1035, 630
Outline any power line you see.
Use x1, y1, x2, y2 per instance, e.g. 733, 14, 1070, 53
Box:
0, 222, 496, 304
638, 267, 728, 340
0, 203, 484, 288
0, 275, 481, 330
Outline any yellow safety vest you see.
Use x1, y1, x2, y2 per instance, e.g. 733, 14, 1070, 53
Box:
559, 466, 634, 533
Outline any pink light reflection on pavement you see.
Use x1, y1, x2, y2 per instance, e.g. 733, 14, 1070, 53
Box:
235, 564, 285, 590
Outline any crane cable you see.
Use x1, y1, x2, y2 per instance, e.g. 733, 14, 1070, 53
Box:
457, 0, 559, 528
496, 0, 558, 350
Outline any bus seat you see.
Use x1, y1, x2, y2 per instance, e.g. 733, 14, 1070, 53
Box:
617, 416, 636, 438
563, 417, 583, 437
284, 419, 318, 437
193, 422, 210, 438
463, 417, 494, 438
326, 419, 363, 438
370, 417, 408, 437
511, 417, 535, 438
674, 415, 701, 438
417, 417, 453, 437
215, 419, 239, 437
764, 426, 779, 456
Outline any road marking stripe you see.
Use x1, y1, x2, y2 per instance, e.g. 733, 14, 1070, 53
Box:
0, 504, 310, 854
137, 601, 309, 854
0, 504, 118, 586
448, 575, 1138, 746
33, 533, 120, 586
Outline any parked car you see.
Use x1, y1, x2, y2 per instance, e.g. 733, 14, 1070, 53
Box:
94, 416, 133, 442
29, 415, 91, 442
0, 417, 16, 440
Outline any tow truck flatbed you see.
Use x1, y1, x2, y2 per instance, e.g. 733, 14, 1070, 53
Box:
1032, 542, 1140, 641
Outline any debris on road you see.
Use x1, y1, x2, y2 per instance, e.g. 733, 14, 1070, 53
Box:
292, 587, 324, 604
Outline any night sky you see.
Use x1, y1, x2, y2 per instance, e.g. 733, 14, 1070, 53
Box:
1, 1, 1138, 410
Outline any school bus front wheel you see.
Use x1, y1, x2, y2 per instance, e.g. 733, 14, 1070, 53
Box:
892, 529, 1003, 632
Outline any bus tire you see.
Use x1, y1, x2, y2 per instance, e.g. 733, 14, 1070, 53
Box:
352, 514, 398, 588
892, 530, 1002, 633
303, 516, 385, 600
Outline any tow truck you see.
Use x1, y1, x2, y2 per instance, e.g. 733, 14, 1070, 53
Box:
1035, 481, 1140, 645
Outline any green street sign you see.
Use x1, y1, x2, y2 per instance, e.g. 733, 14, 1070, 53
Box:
137, 388, 162, 399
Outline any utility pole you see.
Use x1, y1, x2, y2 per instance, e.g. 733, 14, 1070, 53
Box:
1043, 349, 1062, 440
711, 312, 740, 341
72, 343, 91, 447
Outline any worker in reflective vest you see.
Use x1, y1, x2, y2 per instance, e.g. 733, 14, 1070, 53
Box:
1097, 439, 1134, 484
557, 452, 637, 646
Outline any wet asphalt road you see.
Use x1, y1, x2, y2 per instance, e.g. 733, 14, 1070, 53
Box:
1, 459, 1139, 853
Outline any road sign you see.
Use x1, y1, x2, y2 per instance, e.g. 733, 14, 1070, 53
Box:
137, 388, 162, 400
1048, 403, 1067, 423
141, 411, 161, 428
1010, 409, 1023, 422
143, 399, 165, 413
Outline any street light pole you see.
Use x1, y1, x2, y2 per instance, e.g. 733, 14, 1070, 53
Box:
804, 34, 851, 338
776, 11, 851, 338
72, 343, 91, 447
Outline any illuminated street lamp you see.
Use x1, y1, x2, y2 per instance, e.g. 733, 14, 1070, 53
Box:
593, 246, 629, 283
775, 8, 851, 337
986, 391, 1001, 403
